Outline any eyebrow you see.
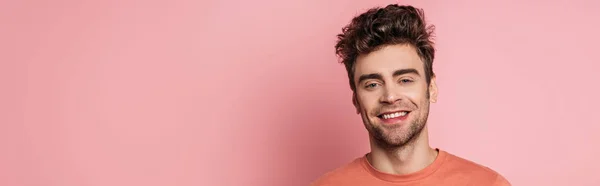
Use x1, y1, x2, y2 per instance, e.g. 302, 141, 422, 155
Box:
357, 68, 420, 84
393, 68, 420, 77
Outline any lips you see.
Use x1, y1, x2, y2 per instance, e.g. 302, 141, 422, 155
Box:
377, 110, 410, 124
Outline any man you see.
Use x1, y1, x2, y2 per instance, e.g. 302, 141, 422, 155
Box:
311, 4, 511, 186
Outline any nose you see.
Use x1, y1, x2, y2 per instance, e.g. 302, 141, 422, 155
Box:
380, 85, 401, 104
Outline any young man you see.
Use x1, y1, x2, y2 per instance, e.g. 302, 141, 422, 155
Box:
311, 4, 511, 185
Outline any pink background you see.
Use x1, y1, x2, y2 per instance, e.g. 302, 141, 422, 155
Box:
2, 0, 599, 185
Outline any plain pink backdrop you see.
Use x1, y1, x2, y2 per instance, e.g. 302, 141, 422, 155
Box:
2, 0, 599, 185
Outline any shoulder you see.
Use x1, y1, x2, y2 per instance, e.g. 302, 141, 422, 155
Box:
441, 151, 511, 186
310, 157, 367, 186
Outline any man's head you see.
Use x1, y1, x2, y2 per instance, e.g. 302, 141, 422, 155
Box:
335, 4, 438, 149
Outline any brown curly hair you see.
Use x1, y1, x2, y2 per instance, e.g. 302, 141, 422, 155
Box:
335, 4, 436, 91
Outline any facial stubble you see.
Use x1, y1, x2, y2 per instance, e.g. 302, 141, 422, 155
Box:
360, 89, 431, 151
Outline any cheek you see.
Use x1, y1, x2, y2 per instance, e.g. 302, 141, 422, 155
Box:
357, 93, 379, 112
407, 93, 425, 102
404, 85, 429, 100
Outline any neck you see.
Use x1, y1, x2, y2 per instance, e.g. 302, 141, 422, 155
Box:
366, 126, 438, 175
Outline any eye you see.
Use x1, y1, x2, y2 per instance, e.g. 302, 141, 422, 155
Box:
400, 78, 414, 84
364, 83, 379, 89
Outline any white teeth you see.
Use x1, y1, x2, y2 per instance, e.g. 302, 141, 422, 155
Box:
382, 111, 408, 119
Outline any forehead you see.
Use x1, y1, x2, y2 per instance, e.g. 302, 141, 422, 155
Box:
354, 44, 424, 77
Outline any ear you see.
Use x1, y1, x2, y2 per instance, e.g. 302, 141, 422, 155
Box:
352, 92, 361, 114
429, 76, 438, 103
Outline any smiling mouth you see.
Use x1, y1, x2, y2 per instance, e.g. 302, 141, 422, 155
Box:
378, 111, 409, 119
377, 111, 410, 125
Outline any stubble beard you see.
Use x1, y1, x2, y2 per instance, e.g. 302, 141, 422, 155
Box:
362, 97, 430, 151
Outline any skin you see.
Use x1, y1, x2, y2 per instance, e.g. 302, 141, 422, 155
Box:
352, 44, 439, 175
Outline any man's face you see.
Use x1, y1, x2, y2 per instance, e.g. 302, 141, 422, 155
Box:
353, 44, 438, 149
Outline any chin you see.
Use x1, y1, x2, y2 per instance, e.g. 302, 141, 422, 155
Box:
370, 126, 409, 145
385, 131, 412, 144
374, 120, 426, 147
